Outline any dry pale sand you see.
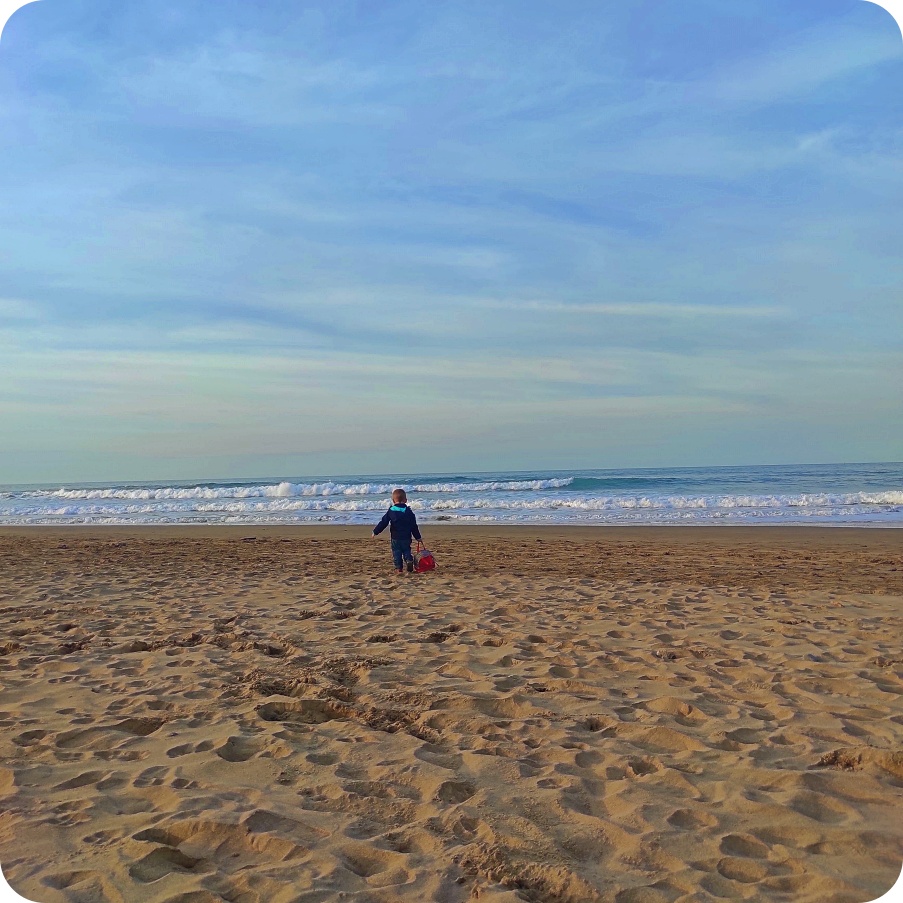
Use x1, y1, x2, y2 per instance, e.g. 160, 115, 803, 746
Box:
0, 526, 901, 903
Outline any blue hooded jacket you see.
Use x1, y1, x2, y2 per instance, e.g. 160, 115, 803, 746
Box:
373, 504, 422, 544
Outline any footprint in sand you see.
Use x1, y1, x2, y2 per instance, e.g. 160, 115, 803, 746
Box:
52, 770, 110, 791
716, 856, 769, 883
667, 808, 718, 829
720, 833, 771, 858
723, 727, 763, 746
789, 791, 858, 824
129, 847, 210, 883
751, 822, 822, 848
132, 765, 172, 788
242, 809, 329, 842
472, 695, 530, 719
306, 751, 339, 766
436, 780, 476, 804
626, 756, 660, 777
83, 829, 120, 846
54, 717, 165, 750
13, 729, 48, 746
214, 735, 264, 762
94, 748, 147, 762
257, 699, 350, 725
340, 842, 411, 883
44, 797, 93, 827
134, 813, 325, 869
42, 870, 117, 898
166, 742, 195, 758
582, 715, 615, 733
414, 744, 462, 770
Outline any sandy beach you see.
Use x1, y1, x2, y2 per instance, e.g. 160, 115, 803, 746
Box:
0, 526, 901, 903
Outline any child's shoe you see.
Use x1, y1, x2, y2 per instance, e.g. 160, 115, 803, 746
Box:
406, 560, 414, 573
394, 568, 403, 575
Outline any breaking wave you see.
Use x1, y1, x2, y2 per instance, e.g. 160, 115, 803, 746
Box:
2, 466, 900, 526
30, 477, 574, 502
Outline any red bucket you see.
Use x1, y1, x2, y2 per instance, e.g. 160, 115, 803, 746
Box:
414, 542, 436, 572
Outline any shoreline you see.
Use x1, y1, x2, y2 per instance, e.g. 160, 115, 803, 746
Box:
3, 523, 903, 536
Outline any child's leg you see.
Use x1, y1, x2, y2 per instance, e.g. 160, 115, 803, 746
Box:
391, 541, 404, 571
400, 541, 414, 572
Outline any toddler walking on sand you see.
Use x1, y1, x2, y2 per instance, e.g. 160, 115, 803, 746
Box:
372, 489, 422, 574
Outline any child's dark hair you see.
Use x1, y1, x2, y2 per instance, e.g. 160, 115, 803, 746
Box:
392, 488, 407, 504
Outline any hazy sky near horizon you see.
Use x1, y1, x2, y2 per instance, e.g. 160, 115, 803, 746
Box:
1, 0, 901, 484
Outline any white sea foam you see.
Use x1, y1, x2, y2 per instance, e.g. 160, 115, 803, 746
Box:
1, 489, 901, 526
2, 469, 901, 526
33, 477, 574, 501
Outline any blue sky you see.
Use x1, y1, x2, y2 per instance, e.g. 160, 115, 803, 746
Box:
0, 0, 901, 483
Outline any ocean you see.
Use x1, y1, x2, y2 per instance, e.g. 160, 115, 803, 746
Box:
1, 462, 901, 527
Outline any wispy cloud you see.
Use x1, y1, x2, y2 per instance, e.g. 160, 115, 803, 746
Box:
705, 10, 901, 106
489, 301, 790, 319
0, 298, 41, 321
0, 0, 900, 481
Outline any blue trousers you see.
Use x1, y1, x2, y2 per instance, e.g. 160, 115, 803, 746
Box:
391, 539, 413, 570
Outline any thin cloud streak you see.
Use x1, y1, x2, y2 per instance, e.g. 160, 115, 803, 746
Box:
489, 301, 790, 319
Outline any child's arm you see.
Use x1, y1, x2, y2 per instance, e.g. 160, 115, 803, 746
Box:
372, 508, 391, 537
409, 508, 422, 542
